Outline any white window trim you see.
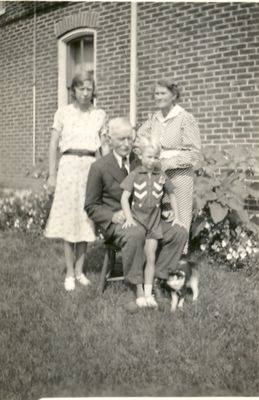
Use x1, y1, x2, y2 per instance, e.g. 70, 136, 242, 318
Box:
0, 1, 6, 16
58, 28, 97, 108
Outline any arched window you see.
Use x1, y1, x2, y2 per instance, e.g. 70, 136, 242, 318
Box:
58, 29, 96, 106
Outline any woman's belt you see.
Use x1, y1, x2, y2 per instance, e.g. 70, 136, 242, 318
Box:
62, 149, 95, 157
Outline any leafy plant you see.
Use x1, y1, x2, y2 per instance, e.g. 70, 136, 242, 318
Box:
190, 146, 259, 269
192, 146, 259, 234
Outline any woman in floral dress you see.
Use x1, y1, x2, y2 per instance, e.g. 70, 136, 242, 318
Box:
136, 79, 201, 252
45, 71, 108, 291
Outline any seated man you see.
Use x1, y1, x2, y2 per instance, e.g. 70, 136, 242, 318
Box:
84, 117, 188, 307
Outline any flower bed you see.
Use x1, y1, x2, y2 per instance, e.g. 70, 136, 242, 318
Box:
0, 187, 53, 235
190, 212, 258, 270
0, 146, 258, 270
190, 146, 259, 270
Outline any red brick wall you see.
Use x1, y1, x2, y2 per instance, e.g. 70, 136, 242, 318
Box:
0, 1, 131, 187
0, 1, 258, 187
0, 2, 65, 187
137, 2, 259, 149
0, 9, 35, 183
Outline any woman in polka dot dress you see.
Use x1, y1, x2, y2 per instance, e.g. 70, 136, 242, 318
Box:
45, 72, 108, 291
136, 79, 201, 252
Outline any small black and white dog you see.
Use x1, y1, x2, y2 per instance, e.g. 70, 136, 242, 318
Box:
166, 258, 199, 312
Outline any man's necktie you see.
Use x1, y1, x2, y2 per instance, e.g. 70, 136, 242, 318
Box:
121, 156, 128, 177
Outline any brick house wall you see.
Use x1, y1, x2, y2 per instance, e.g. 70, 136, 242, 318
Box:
0, 1, 258, 188
137, 2, 259, 148
0, 1, 131, 187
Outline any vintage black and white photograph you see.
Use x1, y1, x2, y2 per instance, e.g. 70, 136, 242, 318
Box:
0, 0, 258, 398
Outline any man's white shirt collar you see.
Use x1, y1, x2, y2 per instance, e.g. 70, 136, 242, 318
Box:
155, 104, 184, 122
113, 151, 130, 172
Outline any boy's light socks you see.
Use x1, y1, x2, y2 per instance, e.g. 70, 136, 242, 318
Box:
144, 284, 153, 297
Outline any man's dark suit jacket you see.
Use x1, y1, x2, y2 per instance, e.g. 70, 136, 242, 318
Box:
85, 151, 140, 239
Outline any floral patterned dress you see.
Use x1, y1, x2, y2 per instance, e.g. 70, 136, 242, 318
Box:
44, 103, 107, 242
136, 105, 201, 237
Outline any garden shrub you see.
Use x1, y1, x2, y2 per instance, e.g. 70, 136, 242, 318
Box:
0, 148, 258, 269
0, 187, 53, 235
190, 146, 259, 269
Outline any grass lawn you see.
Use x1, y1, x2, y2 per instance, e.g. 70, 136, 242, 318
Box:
0, 232, 258, 399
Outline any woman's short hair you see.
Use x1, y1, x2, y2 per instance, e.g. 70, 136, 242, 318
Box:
70, 71, 96, 101
156, 78, 180, 100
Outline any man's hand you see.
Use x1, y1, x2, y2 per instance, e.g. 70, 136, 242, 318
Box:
162, 210, 175, 222
112, 210, 126, 224
172, 217, 186, 229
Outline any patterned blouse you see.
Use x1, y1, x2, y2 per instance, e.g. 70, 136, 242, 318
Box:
52, 103, 107, 153
136, 105, 201, 170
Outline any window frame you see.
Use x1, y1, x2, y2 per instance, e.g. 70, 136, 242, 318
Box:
0, 1, 6, 16
58, 28, 96, 107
